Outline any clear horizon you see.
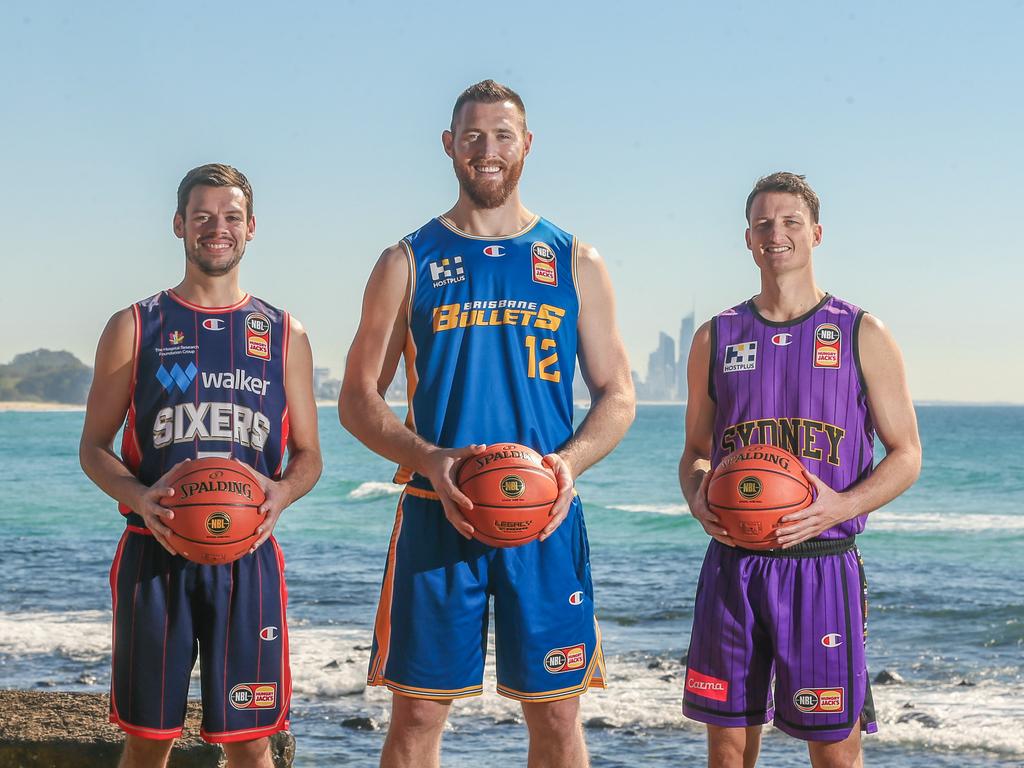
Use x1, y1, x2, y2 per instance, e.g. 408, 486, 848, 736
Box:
3, 1, 1021, 403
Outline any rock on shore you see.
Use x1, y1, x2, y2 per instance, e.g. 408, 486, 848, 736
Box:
0, 691, 294, 768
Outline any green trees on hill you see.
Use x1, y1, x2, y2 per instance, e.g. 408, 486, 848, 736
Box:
0, 349, 93, 404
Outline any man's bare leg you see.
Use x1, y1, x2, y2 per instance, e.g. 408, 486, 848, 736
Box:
707, 724, 762, 768
380, 694, 451, 768
521, 697, 588, 768
118, 735, 174, 768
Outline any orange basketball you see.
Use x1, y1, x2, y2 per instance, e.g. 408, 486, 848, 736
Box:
160, 457, 266, 565
707, 444, 813, 550
456, 443, 558, 548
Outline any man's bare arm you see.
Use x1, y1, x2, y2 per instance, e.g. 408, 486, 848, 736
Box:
338, 244, 482, 538
677, 321, 733, 545
541, 243, 636, 539
776, 314, 922, 546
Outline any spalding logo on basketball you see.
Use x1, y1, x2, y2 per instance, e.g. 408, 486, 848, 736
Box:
160, 457, 266, 565
456, 443, 558, 548
707, 444, 813, 549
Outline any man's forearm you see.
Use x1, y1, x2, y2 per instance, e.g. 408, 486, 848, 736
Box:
558, 386, 635, 478
841, 446, 921, 520
678, 449, 711, 509
340, 387, 434, 475
276, 448, 323, 506
79, 444, 147, 511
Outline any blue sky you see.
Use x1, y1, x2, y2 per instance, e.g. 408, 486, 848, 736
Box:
2, 1, 1021, 402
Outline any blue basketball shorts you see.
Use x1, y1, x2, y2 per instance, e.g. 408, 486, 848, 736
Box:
109, 526, 290, 743
367, 488, 606, 702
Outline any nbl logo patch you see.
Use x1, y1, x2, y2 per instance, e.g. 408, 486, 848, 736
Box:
813, 323, 841, 369
229, 683, 277, 710
794, 687, 844, 714
245, 312, 271, 361
544, 644, 585, 674
499, 475, 525, 499
723, 342, 757, 373
531, 242, 557, 286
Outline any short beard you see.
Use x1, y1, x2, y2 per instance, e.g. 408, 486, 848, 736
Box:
454, 155, 525, 209
185, 245, 244, 276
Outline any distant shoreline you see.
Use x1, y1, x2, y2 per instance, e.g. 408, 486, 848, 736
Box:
0, 401, 85, 412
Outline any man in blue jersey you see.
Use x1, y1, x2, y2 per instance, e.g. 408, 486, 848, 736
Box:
340, 80, 636, 767
678, 172, 921, 766
80, 164, 322, 768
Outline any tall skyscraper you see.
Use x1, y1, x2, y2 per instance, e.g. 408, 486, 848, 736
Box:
676, 312, 695, 401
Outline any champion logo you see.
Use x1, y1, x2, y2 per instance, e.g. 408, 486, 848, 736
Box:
202, 318, 226, 331
821, 633, 843, 648
771, 333, 793, 346
568, 591, 584, 606
483, 244, 505, 257
260, 626, 279, 641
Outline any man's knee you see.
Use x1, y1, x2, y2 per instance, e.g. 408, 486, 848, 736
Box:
119, 734, 175, 768
389, 695, 451, 736
522, 697, 582, 738
221, 736, 272, 767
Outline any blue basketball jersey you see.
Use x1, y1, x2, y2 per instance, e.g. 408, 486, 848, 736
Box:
120, 290, 289, 526
395, 215, 580, 484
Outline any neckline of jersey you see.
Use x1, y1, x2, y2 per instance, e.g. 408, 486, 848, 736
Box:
436, 214, 541, 241
746, 293, 832, 328
167, 289, 251, 314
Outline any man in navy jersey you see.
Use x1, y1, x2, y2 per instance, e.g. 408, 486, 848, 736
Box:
678, 172, 922, 767
80, 164, 322, 768
339, 81, 635, 767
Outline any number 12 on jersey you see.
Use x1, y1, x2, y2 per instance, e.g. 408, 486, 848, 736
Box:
524, 335, 561, 383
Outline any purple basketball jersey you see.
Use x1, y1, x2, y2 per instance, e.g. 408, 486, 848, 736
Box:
710, 294, 874, 537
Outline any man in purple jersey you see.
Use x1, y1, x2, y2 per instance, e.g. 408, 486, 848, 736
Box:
678, 172, 921, 767
80, 164, 322, 768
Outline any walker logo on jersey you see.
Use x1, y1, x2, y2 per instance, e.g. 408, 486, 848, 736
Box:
723, 342, 757, 373
821, 633, 843, 648
200, 369, 272, 395
568, 591, 584, 606
738, 476, 763, 499
483, 244, 505, 257
168, 330, 185, 345
531, 242, 557, 286
794, 688, 844, 714
771, 333, 793, 346
202, 318, 226, 331
685, 669, 729, 702
813, 323, 841, 369
499, 475, 526, 499
544, 644, 585, 673
155, 362, 198, 393
429, 256, 466, 288
229, 683, 277, 710
260, 626, 279, 641
205, 511, 231, 536
245, 312, 271, 361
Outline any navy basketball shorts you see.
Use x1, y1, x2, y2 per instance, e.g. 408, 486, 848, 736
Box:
682, 538, 877, 742
367, 489, 606, 702
109, 526, 290, 742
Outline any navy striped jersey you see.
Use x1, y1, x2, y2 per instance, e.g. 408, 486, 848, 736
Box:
395, 215, 580, 485
120, 290, 289, 525
709, 294, 874, 537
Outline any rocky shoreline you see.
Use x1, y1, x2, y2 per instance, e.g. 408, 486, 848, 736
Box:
0, 691, 293, 767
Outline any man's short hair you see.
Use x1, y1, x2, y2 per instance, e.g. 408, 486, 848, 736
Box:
745, 172, 820, 223
450, 79, 527, 132
176, 163, 253, 219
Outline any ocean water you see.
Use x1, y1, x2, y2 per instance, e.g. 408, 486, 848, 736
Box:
1, 405, 1022, 767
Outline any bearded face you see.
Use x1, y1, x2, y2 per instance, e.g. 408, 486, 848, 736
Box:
445, 100, 531, 209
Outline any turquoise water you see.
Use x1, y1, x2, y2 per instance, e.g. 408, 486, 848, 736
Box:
1, 406, 1022, 766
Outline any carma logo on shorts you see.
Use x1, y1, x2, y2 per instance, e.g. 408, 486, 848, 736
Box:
685, 668, 729, 702
229, 683, 277, 710
794, 687, 844, 714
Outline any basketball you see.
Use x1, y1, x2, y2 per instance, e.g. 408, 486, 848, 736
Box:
707, 444, 813, 549
160, 457, 266, 565
456, 443, 559, 547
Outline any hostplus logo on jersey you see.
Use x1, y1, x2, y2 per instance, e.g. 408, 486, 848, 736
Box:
724, 341, 757, 373
429, 256, 466, 288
